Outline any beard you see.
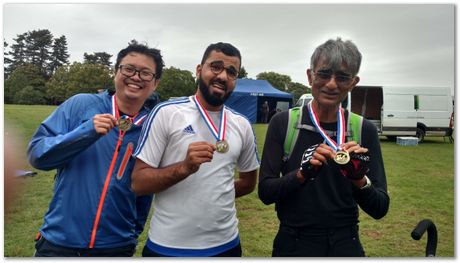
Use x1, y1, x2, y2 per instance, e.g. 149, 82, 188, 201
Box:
198, 77, 233, 107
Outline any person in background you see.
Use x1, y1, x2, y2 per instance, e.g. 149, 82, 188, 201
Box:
258, 37, 389, 257
131, 42, 259, 257
27, 40, 164, 257
261, 100, 270, 123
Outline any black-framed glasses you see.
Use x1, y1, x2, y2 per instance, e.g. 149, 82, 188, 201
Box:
312, 69, 354, 86
207, 61, 239, 80
118, 65, 156, 81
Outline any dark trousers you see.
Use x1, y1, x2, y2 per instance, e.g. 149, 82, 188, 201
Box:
272, 224, 365, 257
34, 236, 136, 257
142, 242, 242, 257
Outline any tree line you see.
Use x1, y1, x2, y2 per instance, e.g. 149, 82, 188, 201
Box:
4, 29, 310, 105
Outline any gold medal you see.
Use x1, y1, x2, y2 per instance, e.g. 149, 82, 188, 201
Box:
216, 140, 229, 153
334, 150, 350, 165
118, 117, 132, 133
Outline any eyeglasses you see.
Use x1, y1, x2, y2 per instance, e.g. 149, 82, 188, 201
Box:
312, 69, 354, 86
207, 61, 239, 80
118, 65, 156, 82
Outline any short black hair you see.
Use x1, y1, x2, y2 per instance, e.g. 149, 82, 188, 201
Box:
115, 40, 165, 79
200, 42, 241, 69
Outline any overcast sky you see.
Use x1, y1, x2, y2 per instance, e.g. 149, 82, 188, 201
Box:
3, 3, 455, 95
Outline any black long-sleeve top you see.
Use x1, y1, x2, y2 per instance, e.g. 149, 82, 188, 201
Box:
258, 106, 390, 228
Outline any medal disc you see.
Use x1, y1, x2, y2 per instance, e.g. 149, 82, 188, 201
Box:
216, 140, 229, 153
334, 150, 350, 165
118, 117, 132, 132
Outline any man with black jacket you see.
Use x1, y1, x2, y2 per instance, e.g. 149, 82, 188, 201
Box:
258, 37, 389, 257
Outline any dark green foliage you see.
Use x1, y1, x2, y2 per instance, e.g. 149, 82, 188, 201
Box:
157, 66, 196, 99
49, 35, 70, 75
83, 52, 113, 68
288, 81, 311, 102
256, 71, 292, 90
45, 62, 113, 105
4, 64, 47, 104
238, 66, 249, 79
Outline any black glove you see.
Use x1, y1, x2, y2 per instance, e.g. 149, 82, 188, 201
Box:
299, 144, 320, 180
339, 152, 370, 180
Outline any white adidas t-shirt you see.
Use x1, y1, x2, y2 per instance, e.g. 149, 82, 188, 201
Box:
134, 96, 260, 250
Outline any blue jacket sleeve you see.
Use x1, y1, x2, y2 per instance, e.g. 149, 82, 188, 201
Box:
27, 95, 102, 171
134, 194, 153, 238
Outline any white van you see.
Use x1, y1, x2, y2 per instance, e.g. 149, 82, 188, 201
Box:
349, 86, 453, 142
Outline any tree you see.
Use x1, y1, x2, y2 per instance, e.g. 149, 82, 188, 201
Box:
4, 40, 13, 79
46, 62, 113, 105
287, 82, 311, 103
4, 63, 47, 104
49, 35, 70, 75
238, 66, 248, 79
156, 67, 196, 100
24, 29, 53, 78
84, 52, 112, 68
256, 71, 292, 91
6, 33, 27, 77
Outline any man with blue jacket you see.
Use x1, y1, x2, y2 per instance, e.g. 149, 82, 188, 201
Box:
27, 40, 164, 256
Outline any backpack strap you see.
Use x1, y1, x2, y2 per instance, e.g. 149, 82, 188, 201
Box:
348, 112, 363, 144
283, 106, 302, 162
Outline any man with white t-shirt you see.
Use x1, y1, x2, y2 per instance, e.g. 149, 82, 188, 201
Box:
131, 42, 260, 257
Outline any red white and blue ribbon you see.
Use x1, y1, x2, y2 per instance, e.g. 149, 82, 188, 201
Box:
112, 95, 147, 126
307, 100, 345, 151
193, 95, 226, 142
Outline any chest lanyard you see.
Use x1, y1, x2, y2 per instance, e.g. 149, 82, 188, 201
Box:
89, 94, 146, 248
193, 95, 229, 154
307, 99, 345, 151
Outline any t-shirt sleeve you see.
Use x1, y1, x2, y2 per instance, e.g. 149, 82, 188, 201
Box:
133, 106, 168, 168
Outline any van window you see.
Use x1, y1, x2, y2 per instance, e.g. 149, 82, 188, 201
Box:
418, 95, 449, 111
385, 94, 414, 111
414, 95, 419, 110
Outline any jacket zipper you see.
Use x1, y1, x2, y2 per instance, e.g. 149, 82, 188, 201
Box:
89, 131, 124, 248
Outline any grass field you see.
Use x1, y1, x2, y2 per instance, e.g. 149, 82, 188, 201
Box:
4, 104, 455, 257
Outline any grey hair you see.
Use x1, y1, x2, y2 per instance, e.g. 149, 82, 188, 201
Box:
310, 37, 362, 76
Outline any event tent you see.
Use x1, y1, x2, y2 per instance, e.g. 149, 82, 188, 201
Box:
225, 79, 293, 123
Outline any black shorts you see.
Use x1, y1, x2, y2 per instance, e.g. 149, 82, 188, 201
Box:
272, 224, 365, 257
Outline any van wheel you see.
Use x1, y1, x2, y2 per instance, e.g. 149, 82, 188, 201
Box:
416, 128, 425, 143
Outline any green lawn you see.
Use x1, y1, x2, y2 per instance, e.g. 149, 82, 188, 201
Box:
4, 104, 455, 257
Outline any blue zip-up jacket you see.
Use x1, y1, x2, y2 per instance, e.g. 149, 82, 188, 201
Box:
27, 91, 153, 249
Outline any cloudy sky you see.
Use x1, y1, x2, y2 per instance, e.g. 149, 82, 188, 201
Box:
3, 3, 455, 95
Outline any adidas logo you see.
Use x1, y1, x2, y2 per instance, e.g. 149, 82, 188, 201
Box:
183, 125, 195, 135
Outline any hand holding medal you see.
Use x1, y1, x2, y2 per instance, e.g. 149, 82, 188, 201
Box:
337, 142, 371, 180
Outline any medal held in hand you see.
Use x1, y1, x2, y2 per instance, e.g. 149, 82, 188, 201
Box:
194, 95, 229, 154
308, 100, 349, 165
334, 150, 350, 165
118, 116, 132, 133
216, 140, 229, 153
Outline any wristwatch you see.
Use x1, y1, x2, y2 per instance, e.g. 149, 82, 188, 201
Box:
360, 175, 372, 190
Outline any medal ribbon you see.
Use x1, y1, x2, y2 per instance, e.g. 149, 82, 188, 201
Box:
193, 95, 226, 142
307, 100, 345, 151
112, 95, 146, 129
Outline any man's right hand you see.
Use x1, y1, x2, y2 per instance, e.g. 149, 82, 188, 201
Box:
177, 142, 216, 176
299, 143, 335, 180
93, 114, 117, 135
